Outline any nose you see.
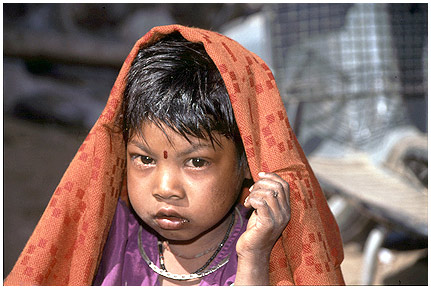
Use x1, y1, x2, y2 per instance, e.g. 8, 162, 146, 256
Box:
152, 166, 185, 201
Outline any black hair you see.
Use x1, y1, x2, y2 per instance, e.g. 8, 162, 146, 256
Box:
122, 32, 245, 160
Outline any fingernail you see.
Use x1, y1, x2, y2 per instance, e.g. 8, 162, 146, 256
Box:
249, 185, 254, 192
258, 172, 265, 177
244, 196, 249, 206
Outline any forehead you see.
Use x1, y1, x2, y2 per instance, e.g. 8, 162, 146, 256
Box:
129, 122, 235, 153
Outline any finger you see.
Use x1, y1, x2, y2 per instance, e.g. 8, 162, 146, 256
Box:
258, 172, 290, 197
246, 188, 283, 224
248, 185, 283, 214
251, 177, 287, 200
252, 172, 290, 223
251, 172, 290, 211
245, 192, 275, 227
261, 172, 290, 209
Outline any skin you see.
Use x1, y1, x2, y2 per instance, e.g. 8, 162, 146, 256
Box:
235, 171, 291, 285
127, 122, 290, 286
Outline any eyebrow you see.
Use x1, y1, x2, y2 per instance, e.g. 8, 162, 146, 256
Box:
128, 139, 215, 157
129, 140, 154, 155
176, 143, 215, 158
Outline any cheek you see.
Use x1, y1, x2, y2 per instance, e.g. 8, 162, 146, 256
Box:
126, 166, 137, 198
126, 169, 150, 215
127, 177, 140, 209
204, 173, 242, 207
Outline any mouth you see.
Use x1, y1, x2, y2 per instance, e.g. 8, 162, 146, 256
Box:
154, 209, 190, 230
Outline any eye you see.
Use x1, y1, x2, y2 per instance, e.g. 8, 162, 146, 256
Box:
186, 158, 210, 168
140, 156, 154, 165
130, 154, 155, 168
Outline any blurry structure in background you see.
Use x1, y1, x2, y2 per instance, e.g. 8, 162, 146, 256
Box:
223, 3, 427, 285
3, 3, 427, 285
270, 3, 426, 149
267, 3, 427, 285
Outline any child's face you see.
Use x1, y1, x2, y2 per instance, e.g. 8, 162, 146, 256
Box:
126, 122, 249, 241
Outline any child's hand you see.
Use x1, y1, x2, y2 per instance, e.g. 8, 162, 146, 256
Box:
234, 172, 290, 285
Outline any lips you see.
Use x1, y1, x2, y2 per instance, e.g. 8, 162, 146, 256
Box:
154, 209, 190, 230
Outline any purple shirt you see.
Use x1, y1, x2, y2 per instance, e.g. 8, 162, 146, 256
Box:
93, 200, 249, 286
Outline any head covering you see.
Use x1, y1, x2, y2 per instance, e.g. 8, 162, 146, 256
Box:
5, 25, 344, 285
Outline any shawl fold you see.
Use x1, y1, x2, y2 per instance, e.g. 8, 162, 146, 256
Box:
5, 25, 345, 286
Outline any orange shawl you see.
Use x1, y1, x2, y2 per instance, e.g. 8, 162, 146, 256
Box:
5, 25, 344, 286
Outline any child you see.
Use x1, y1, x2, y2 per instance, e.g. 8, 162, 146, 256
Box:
94, 32, 290, 286
5, 25, 345, 286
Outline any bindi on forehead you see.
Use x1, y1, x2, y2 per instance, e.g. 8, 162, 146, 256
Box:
163, 150, 168, 159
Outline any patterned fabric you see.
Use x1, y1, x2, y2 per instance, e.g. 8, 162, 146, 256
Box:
5, 25, 345, 285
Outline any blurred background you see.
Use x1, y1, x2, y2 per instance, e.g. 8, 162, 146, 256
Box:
3, 3, 428, 285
